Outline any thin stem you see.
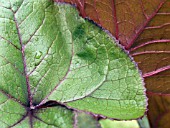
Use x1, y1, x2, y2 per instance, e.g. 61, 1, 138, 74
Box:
143, 65, 170, 78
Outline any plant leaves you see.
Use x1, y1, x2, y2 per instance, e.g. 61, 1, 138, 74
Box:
74, 112, 101, 128
55, 0, 170, 127
0, 0, 146, 127
0, 91, 74, 127
100, 119, 140, 128
54, 1, 170, 93
147, 93, 170, 128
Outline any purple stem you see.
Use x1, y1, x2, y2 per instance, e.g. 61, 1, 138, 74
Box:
131, 51, 170, 56
111, 0, 119, 40
126, 1, 166, 49
130, 39, 170, 52
143, 65, 170, 78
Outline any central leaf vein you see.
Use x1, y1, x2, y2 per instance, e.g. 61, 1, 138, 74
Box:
10, 5, 32, 107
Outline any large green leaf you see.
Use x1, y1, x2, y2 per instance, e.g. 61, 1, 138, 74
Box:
55, 0, 170, 127
0, 0, 146, 127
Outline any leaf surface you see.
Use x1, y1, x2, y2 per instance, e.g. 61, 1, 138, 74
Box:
100, 119, 139, 128
55, 0, 170, 93
55, 0, 170, 127
75, 112, 101, 128
147, 93, 170, 128
0, 0, 146, 127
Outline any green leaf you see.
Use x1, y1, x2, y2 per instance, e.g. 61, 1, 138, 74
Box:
0, 0, 146, 127
100, 119, 140, 128
56, 1, 170, 127
75, 112, 101, 128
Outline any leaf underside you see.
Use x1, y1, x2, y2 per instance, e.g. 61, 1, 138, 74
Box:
0, 0, 146, 127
